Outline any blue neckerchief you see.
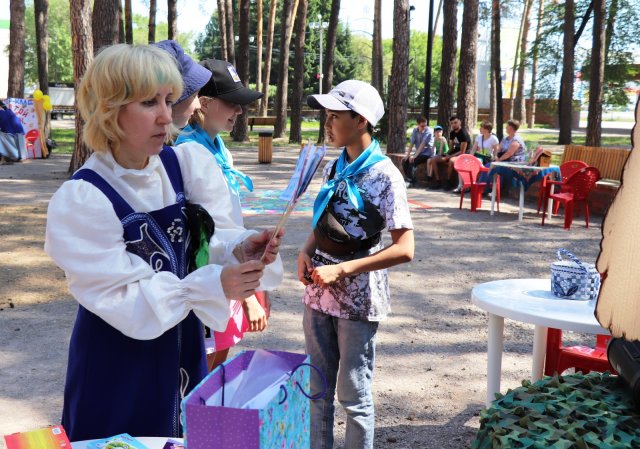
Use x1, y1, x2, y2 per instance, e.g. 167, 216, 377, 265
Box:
312, 139, 386, 229
175, 124, 253, 194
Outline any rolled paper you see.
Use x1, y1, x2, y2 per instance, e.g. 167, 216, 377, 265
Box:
33, 89, 44, 101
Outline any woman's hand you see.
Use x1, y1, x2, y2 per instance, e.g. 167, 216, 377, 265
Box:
311, 263, 346, 288
242, 295, 268, 332
237, 228, 285, 264
221, 260, 264, 300
297, 251, 314, 285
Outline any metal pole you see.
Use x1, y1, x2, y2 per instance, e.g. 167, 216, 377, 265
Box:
423, 0, 435, 122
319, 23, 323, 95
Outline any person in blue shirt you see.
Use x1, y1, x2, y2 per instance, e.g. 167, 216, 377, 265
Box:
0, 100, 26, 162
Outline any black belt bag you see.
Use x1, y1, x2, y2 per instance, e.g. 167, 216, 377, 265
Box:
314, 208, 381, 257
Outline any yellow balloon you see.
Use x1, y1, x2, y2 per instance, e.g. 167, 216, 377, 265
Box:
43, 94, 51, 103
33, 89, 44, 101
43, 100, 52, 111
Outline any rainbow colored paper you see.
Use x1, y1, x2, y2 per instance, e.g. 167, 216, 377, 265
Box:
4, 426, 71, 449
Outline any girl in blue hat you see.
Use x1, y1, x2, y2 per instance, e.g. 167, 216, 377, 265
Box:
175, 59, 279, 371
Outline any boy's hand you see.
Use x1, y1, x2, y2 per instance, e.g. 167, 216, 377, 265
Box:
242, 295, 268, 332
297, 251, 313, 286
221, 261, 264, 300
311, 264, 346, 288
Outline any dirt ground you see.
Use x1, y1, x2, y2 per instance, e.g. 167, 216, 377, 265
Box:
0, 142, 604, 448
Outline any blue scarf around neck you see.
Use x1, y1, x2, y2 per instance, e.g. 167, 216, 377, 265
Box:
175, 124, 253, 194
312, 139, 387, 229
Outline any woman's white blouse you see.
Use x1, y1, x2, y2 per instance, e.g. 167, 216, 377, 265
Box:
45, 144, 282, 340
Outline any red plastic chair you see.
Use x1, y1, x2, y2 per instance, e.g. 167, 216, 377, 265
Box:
544, 328, 615, 376
25, 129, 40, 159
479, 166, 501, 212
537, 160, 588, 214
541, 167, 601, 230
453, 155, 487, 212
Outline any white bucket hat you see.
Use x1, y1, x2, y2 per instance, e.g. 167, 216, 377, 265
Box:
307, 80, 385, 127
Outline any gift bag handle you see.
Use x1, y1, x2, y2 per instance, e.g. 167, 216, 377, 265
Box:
278, 362, 328, 404
557, 248, 587, 274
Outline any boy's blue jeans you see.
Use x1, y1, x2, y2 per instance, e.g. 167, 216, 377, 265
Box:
303, 305, 379, 449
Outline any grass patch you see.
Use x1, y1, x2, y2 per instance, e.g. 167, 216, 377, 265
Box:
50, 119, 632, 155
49, 128, 75, 154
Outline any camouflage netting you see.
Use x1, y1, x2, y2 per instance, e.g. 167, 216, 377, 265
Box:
472, 372, 640, 449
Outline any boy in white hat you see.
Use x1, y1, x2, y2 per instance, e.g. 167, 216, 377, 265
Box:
299, 80, 415, 449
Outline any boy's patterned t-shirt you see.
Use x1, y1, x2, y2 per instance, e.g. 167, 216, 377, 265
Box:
303, 156, 413, 321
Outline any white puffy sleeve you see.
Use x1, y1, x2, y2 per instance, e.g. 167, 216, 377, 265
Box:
44, 180, 232, 340
174, 143, 283, 290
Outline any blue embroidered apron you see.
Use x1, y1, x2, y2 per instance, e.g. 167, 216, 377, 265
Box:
61, 147, 207, 441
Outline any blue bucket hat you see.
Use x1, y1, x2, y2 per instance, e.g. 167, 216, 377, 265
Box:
154, 40, 211, 104
434, 125, 443, 131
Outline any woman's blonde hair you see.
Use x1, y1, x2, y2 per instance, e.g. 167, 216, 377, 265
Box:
77, 44, 183, 153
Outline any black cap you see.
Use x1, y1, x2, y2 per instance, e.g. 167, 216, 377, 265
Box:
198, 59, 263, 105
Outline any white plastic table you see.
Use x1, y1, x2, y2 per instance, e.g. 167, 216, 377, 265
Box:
72, 437, 182, 448
489, 161, 560, 221
471, 278, 608, 407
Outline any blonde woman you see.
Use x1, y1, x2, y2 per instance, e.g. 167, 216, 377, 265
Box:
45, 44, 283, 440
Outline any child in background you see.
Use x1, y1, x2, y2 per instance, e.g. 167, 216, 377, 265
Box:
175, 59, 278, 371
299, 80, 415, 449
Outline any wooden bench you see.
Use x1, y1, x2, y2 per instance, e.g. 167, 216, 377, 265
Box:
562, 144, 630, 186
248, 116, 277, 131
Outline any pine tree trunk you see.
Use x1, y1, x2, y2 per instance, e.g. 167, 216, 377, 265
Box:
217, 0, 227, 59
489, 71, 496, 126
527, 0, 543, 128
69, 0, 93, 173
514, 0, 534, 122
259, 0, 277, 115
585, 0, 605, 147
34, 0, 49, 138
124, 0, 132, 44
604, 0, 618, 62
231, 0, 251, 142
372, 0, 383, 96
289, 0, 308, 144
92, 0, 119, 54
8, 0, 26, 98
491, 0, 503, 140
273, 0, 296, 138
34, 0, 48, 94
457, 0, 478, 133
255, 0, 263, 94
437, 0, 457, 138
148, 0, 156, 43
316, 0, 341, 143
224, 0, 235, 64
558, 0, 574, 144
167, 0, 177, 40
387, 0, 411, 153
118, 1, 125, 43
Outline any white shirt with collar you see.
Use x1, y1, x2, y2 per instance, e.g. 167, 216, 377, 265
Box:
45, 144, 282, 340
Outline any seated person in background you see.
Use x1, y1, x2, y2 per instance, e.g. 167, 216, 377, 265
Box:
401, 116, 434, 187
0, 100, 26, 163
471, 121, 500, 164
482, 119, 528, 194
426, 125, 448, 180
495, 119, 527, 163
428, 116, 471, 189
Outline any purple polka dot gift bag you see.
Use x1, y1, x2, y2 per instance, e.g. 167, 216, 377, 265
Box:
181, 350, 325, 449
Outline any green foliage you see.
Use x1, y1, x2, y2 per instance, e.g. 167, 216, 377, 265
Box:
530, 0, 640, 109
24, 0, 73, 85
131, 14, 194, 54
193, 12, 222, 61
22, 2, 194, 88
